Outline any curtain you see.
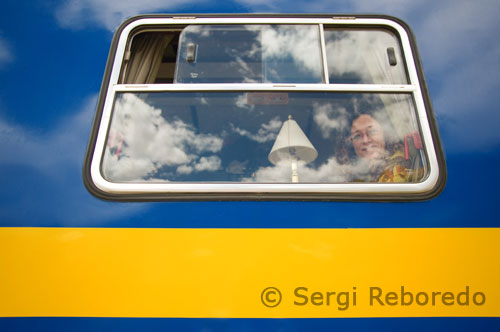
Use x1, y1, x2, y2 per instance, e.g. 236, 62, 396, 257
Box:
122, 33, 175, 84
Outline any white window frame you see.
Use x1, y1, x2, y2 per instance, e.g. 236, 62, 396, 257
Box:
85, 15, 445, 201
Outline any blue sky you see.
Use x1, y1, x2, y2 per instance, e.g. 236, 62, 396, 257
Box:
0, 0, 499, 226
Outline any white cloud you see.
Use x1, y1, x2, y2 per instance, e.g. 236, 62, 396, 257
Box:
0, 95, 145, 225
53, 0, 287, 31
433, 47, 500, 151
349, 0, 500, 151
52, 0, 500, 151
246, 157, 348, 182
55, 0, 207, 31
318, 1, 499, 151
0, 96, 95, 173
258, 25, 323, 81
232, 55, 261, 84
102, 94, 223, 181
227, 160, 248, 174
232, 116, 282, 143
0, 36, 13, 68
235, 94, 254, 110
403, 0, 500, 151
325, 29, 407, 84
313, 103, 348, 139
235, 0, 500, 151
177, 164, 194, 175
194, 156, 222, 172
245, 156, 386, 183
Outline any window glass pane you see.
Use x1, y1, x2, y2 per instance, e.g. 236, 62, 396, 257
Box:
175, 25, 324, 83
103, 92, 427, 183
324, 28, 409, 84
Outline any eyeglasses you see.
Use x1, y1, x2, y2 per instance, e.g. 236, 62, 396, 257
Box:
347, 128, 381, 143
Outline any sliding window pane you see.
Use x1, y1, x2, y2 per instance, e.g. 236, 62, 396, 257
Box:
324, 28, 409, 84
175, 25, 324, 83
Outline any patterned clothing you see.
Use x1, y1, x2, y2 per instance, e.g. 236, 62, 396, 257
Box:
377, 150, 423, 183
351, 149, 423, 183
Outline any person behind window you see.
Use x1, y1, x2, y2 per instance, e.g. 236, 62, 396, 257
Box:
340, 113, 423, 182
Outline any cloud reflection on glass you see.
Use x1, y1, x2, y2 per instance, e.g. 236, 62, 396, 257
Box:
175, 25, 323, 84
102, 94, 223, 181
102, 92, 425, 183
325, 29, 408, 84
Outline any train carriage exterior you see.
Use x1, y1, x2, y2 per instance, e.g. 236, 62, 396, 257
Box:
1, 7, 499, 332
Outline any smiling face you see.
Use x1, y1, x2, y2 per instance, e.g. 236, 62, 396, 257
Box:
350, 114, 386, 160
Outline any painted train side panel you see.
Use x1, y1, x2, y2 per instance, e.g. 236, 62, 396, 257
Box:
0, 5, 499, 332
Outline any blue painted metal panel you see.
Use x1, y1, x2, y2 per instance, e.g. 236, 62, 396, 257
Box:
1, 0, 499, 330
1, 318, 500, 332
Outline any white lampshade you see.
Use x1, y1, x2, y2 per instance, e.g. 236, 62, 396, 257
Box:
268, 115, 318, 165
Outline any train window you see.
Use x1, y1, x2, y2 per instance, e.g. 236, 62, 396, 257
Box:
175, 25, 324, 83
323, 28, 408, 84
84, 15, 446, 201
102, 92, 426, 184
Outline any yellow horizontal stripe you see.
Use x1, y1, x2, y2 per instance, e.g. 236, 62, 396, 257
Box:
0, 228, 499, 318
